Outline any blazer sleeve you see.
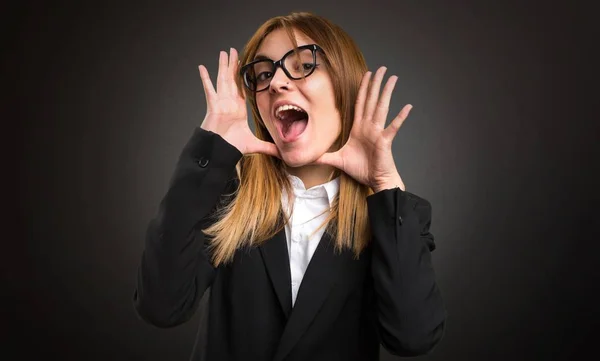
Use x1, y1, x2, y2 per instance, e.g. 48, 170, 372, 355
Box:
133, 127, 242, 328
366, 187, 447, 356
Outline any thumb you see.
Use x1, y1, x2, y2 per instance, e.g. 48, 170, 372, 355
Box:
313, 151, 343, 169
253, 140, 282, 159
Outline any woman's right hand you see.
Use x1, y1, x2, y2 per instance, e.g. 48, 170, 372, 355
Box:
198, 48, 280, 158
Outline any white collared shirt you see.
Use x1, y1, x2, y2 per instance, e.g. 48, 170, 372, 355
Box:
281, 173, 340, 306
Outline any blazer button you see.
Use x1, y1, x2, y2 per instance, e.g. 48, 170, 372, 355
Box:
398, 216, 403, 225
197, 157, 209, 168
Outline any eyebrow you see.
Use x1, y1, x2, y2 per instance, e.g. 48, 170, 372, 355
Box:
253, 43, 311, 61
253, 54, 271, 61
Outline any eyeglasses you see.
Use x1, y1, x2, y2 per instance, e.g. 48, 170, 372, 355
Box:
240, 44, 325, 92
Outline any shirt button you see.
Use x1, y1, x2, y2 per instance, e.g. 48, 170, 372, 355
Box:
398, 216, 403, 225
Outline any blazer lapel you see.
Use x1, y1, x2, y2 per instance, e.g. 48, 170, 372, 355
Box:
272, 230, 346, 361
259, 227, 293, 319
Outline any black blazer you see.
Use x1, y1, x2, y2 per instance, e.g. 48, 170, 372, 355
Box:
133, 127, 446, 361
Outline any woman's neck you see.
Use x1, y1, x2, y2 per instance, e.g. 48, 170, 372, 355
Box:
285, 164, 337, 189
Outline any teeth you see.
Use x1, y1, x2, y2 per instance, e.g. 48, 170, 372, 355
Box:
275, 104, 306, 119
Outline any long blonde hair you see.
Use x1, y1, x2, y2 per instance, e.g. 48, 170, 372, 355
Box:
203, 12, 374, 266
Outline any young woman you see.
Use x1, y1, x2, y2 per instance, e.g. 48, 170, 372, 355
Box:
134, 11, 446, 361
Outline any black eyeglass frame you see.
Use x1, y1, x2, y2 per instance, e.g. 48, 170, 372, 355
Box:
240, 44, 325, 92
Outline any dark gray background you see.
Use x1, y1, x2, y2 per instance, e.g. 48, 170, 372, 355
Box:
7, 0, 596, 360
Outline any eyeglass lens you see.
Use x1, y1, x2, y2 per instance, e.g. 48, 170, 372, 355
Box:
244, 47, 316, 91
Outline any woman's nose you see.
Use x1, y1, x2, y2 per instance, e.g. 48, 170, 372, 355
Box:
269, 67, 291, 93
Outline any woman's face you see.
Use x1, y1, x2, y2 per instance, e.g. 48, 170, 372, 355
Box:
254, 28, 341, 168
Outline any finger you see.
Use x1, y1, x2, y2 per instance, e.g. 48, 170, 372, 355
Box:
228, 48, 238, 75
353, 71, 372, 124
372, 75, 398, 128
228, 48, 242, 97
198, 65, 216, 103
216, 50, 229, 94
363, 66, 387, 122
383, 104, 412, 140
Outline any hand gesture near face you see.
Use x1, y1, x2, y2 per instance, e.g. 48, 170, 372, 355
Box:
314, 67, 411, 192
199, 48, 280, 158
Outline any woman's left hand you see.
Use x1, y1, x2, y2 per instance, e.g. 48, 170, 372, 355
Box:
313, 66, 411, 192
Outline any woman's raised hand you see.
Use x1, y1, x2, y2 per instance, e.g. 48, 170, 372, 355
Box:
199, 48, 280, 158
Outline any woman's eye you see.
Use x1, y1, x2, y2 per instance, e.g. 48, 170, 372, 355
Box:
302, 63, 320, 73
257, 72, 273, 81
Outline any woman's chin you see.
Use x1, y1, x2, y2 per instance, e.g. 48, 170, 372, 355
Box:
281, 158, 308, 169
280, 151, 314, 168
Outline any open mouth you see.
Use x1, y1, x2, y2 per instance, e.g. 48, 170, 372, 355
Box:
274, 104, 309, 143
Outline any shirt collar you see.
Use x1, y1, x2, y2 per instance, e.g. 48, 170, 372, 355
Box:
286, 173, 340, 207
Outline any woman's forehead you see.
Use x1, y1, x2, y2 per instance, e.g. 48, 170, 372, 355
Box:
255, 28, 316, 59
